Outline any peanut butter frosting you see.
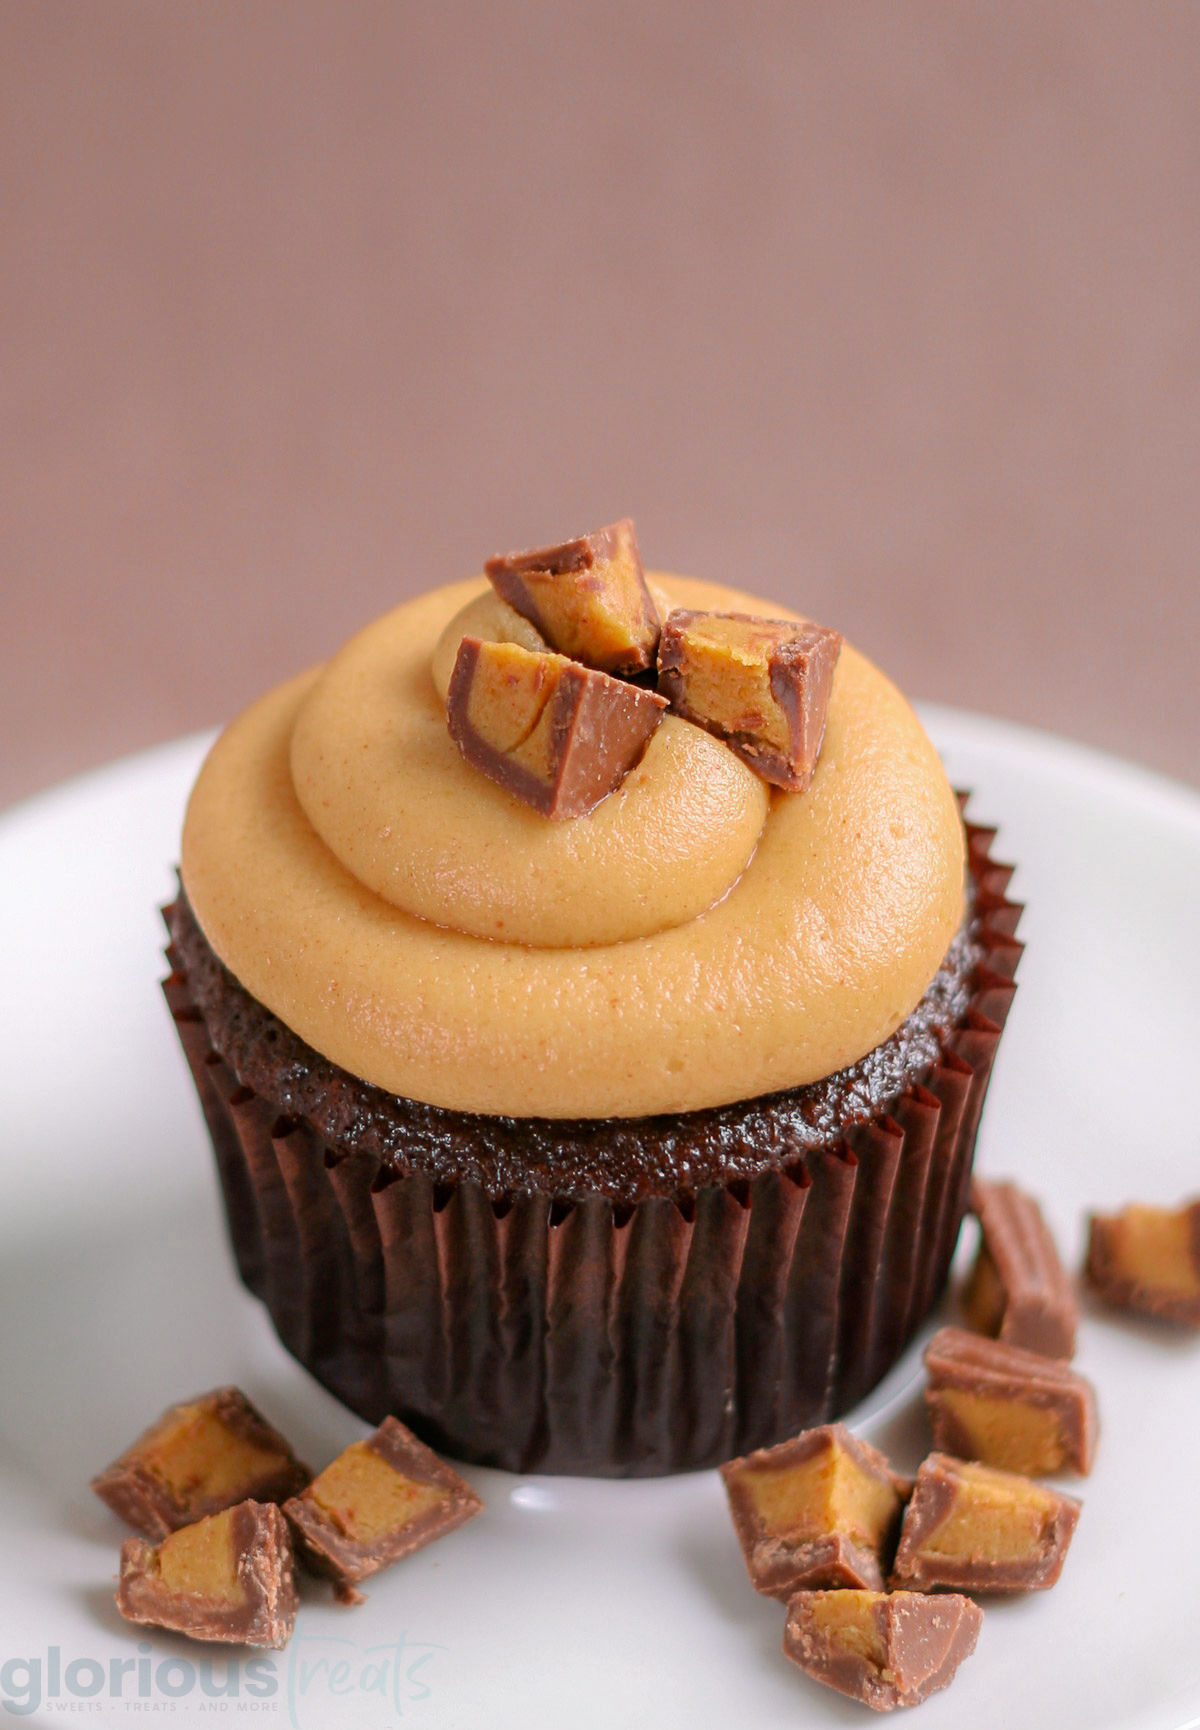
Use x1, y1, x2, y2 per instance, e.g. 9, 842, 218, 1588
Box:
181, 574, 966, 1119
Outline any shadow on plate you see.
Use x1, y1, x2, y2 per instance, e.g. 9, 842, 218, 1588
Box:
0, 1186, 357, 1523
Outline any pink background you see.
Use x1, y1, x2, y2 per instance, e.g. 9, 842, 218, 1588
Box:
4, 3, 1198, 811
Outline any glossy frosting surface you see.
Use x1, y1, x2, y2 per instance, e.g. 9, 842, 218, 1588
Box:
181, 574, 966, 1118
293, 587, 769, 947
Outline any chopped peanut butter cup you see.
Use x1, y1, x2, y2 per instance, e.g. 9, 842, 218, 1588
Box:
1085, 1198, 1200, 1326
963, 1179, 1077, 1357
283, 1416, 482, 1590
783, 1588, 983, 1712
92, 1387, 311, 1539
923, 1326, 1097, 1476
446, 635, 667, 818
656, 609, 842, 791
891, 1452, 1080, 1594
721, 1423, 910, 1599
116, 1500, 297, 1648
484, 517, 660, 674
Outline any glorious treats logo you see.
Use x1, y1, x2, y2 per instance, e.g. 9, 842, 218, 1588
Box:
0, 1633, 444, 1724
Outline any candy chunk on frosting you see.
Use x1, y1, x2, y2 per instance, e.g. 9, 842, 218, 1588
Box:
444, 638, 668, 819
292, 585, 769, 947
181, 574, 966, 1120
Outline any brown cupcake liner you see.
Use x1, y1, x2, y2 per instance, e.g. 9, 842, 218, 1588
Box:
163, 811, 1021, 1477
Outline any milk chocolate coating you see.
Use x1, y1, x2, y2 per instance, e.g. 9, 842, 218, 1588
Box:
924, 1326, 1098, 1475
284, 1416, 482, 1587
446, 636, 666, 818
162, 816, 1020, 1475
657, 609, 842, 791
721, 1423, 910, 1599
484, 518, 660, 674
116, 1502, 298, 1648
965, 1179, 1077, 1357
783, 1589, 983, 1712
764, 622, 842, 788
1085, 1200, 1200, 1326
91, 1387, 312, 1539
892, 1452, 1080, 1594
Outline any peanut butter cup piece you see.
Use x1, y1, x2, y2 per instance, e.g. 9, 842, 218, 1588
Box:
924, 1326, 1097, 1476
891, 1452, 1080, 1595
484, 518, 660, 674
1085, 1198, 1200, 1326
964, 1179, 1078, 1358
720, 1423, 911, 1599
116, 1500, 298, 1648
783, 1588, 983, 1712
656, 609, 842, 791
92, 1387, 311, 1539
446, 635, 667, 818
283, 1416, 482, 1591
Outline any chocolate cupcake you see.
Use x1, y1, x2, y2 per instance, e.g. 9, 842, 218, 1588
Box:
164, 548, 1021, 1476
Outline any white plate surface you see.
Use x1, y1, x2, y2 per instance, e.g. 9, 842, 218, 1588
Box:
1, 708, 1198, 1730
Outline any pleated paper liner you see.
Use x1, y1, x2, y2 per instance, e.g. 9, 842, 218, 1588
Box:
162, 810, 1021, 1477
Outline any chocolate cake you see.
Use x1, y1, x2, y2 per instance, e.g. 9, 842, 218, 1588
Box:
165, 542, 1022, 1475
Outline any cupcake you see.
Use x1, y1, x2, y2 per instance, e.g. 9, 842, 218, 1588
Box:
163, 523, 1021, 1476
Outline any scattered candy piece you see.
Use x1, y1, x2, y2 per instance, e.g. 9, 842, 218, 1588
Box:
891, 1452, 1080, 1595
92, 1387, 311, 1539
924, 1326, 1097, 1476
116, 1500, 297, 1648
964, 1179, 1078, 1358
720, 1423, 910, 1599
783, 1587, 983, 1712
1085, 1198, 1200, 1327
283, 1416, 482, 1592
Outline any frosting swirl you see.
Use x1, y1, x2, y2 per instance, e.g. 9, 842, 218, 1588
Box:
181, 574, 966, 1119
290, 588, 769, 947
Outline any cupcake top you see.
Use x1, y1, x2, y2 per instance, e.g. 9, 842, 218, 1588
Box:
181, 543, 965, 1120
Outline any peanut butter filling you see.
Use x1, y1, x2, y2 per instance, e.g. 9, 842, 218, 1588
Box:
670, 613, 794, 753
1105, 1204, 1198, 1295
809, 1591, 889, 1670
155, 1508, 244, 1605
747, 1446, 900, 1548
139, 1407, 292, 1506
962, 1247, 1007, 1337
932, 1388, 1067, 1476
301, 1444, 447, 1543
182, 574, 966, 1119
920, 1461, 1059, 1563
